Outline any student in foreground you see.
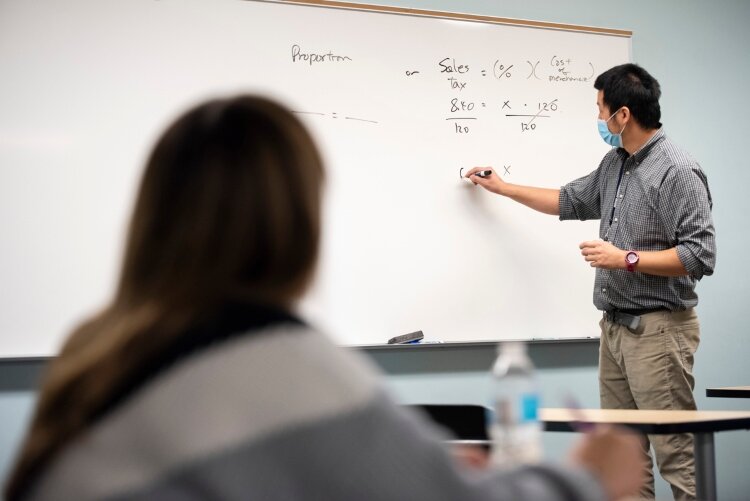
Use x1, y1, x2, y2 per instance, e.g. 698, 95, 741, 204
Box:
5, 96, 643, 501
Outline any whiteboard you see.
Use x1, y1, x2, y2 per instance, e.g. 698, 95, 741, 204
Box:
0, 0, 631, 357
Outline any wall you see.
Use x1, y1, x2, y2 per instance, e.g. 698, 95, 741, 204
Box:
2, 0, 749, 499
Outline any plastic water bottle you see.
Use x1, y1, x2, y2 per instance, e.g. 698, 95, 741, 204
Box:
489, 341, 542, 467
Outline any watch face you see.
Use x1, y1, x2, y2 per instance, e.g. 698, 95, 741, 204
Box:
626, 252, 638, 264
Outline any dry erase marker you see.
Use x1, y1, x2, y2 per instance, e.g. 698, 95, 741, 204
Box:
459, 168, 493, 179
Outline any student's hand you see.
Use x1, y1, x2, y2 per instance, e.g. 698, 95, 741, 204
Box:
568, 426, 645, 501
579, 240, 626, 269
464, 167, 507, 195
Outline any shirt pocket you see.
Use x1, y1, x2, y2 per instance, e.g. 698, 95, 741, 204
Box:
627, 203, 666, 249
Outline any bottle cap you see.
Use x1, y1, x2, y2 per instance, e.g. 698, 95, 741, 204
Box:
498, 340, 527, 355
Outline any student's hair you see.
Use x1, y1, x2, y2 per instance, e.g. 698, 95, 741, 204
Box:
5, 95, 325, 500
594, 63, 662, 129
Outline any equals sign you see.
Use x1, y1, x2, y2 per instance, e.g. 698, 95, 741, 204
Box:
332, 112, 338, 119
481, 103, 486, 107
481, 70, 487, 76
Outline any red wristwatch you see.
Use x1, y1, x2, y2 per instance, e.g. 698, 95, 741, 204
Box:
625, 251, 639, 272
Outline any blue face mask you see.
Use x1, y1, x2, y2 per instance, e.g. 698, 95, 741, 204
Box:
597, 108, 626, 147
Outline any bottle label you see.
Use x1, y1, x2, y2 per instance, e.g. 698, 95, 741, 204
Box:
520, 393, 539, 422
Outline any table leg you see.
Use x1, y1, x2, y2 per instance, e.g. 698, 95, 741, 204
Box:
694, 432, 716, 501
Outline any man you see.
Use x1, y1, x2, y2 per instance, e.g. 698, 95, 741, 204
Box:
466, 63, 716, 501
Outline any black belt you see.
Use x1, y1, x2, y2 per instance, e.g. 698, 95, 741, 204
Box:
603, 308, 668, 330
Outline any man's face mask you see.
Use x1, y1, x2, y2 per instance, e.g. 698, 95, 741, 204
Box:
597, 107, 626, 147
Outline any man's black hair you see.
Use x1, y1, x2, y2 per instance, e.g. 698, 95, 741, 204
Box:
594, 63, 662, 129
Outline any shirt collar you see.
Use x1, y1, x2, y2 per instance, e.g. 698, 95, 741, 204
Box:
616, 126, 665, 164
93, 301, 303, 422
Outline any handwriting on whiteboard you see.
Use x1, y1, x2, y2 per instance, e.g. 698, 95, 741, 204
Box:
291, 44, 352, 66
431, 55, 594, 84
426, 55, 594, 134
288, 44, 595, 134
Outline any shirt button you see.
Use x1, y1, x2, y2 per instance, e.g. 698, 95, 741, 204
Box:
619, 194, 624, 198
614, 218, 618, 222
625, 171, 630, 175
602, 288, 607, 293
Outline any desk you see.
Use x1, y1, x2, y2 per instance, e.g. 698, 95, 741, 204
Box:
540, 408, 750, 501
706, 386, 750, 399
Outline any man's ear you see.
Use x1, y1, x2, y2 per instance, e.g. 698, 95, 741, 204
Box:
619, 106, 631, 124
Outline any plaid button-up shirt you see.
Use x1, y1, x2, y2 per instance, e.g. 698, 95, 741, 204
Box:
559, 128, 716, 312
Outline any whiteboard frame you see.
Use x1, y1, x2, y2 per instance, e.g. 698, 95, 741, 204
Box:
261, 0, 632, 37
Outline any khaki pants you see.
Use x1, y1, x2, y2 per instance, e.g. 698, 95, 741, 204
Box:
599, 309, 700, 501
